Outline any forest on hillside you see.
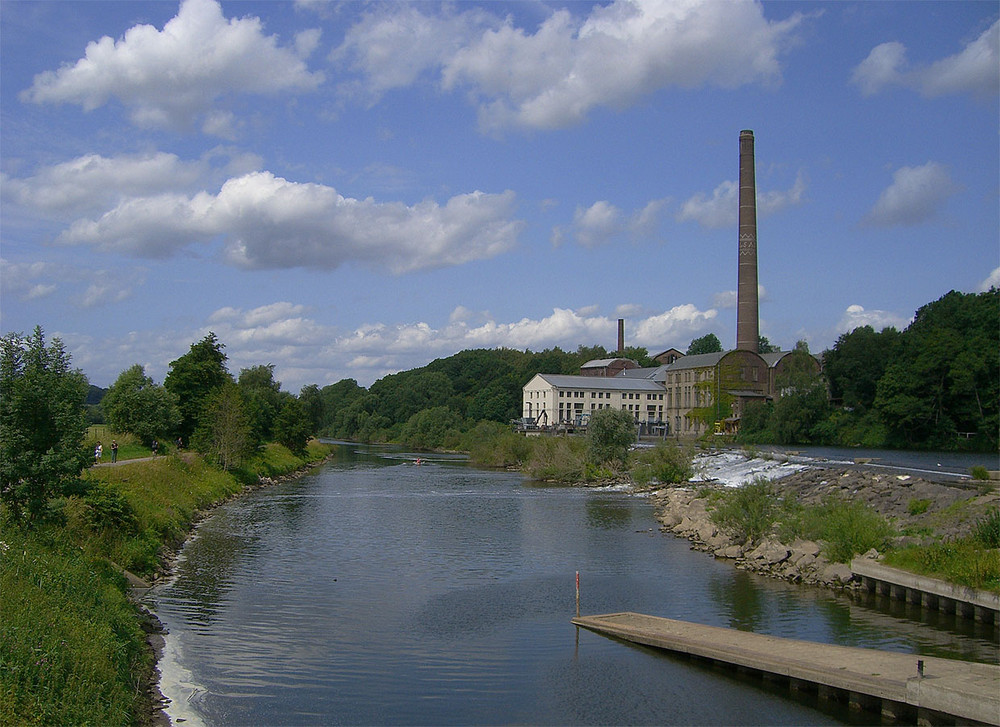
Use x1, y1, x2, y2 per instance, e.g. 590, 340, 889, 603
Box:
70, 288, 998, 455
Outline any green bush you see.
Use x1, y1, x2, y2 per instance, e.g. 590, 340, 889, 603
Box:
970, 465, 990, 481
82, 484, 138, 534
709, 477, 777, 545
525, 436, 587, 483
907, 498, 932, 516
798, 497, 895, 563
629, 442, 693, 486
586, 408, 636, 467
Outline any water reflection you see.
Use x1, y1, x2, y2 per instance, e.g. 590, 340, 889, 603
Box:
152, 443, 997, 727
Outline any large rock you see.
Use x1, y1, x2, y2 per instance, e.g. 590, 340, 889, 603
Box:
747, 538, 791, 566
820, 563, 855, 585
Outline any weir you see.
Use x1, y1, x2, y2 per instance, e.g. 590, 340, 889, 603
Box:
572, 612, 1000, 726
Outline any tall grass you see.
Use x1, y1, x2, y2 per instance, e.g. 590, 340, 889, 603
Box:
0, 527, 149, 726
1, 440, 334, 724
885, 540, 1000, 591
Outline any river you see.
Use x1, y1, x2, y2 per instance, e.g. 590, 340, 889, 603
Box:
149, 443, 997, 726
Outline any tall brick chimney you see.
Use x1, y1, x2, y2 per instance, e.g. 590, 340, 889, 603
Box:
737, 130, 759, 353
617, 318, 625, 355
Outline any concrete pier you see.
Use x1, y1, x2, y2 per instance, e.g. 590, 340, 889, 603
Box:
572, 612, 1000, 725
851, 558, 999, 626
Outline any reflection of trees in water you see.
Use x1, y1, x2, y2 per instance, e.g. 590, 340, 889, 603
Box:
709, 570, 769, 631
586, 497, 633, 529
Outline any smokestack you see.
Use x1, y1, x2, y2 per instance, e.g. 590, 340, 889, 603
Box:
737, 129, 759, 353
617, 319, 625, 354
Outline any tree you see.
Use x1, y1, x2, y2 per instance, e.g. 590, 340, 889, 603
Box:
758, 335, 779, 354
822, 325, 901, 412
0, 327, 90, 522
192, 381, 253, 470
102, 364, 180, 444
686, 333, 722, 356
273, 397, 312, 455
164, 333, 231, 442
238, 364, 285, 444
587, 407, 636, 467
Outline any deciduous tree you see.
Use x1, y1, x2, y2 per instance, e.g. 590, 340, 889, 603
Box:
102, 364, 180, 444
0, 327, 90, 522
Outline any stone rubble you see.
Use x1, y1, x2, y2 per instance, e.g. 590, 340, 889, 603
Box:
648, 465, 998, 590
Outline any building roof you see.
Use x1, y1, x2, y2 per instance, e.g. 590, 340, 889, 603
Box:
662, 351, 728, 370
580, 357, 637, 369
528, 373, 664, 392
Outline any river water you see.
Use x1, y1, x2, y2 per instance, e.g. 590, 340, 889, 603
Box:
149, 444, 997, 726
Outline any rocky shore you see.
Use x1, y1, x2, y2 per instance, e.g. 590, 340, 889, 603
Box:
648, 460, 999, 589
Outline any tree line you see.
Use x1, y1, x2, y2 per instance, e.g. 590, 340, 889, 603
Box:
739, 289, 998, 452
3, 288, 995, 519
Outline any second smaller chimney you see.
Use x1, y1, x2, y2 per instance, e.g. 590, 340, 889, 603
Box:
617, 319, 625, 354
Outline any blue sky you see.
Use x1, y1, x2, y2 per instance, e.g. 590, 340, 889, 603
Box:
2, 0, 997, 393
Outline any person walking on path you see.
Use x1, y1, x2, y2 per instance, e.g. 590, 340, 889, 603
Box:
111, 440, 118, 463
94, 442, 103, 464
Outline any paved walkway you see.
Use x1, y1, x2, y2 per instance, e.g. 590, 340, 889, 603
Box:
572, 612, 1000, 725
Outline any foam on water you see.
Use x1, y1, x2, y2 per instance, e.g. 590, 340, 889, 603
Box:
690, 450, 809, 487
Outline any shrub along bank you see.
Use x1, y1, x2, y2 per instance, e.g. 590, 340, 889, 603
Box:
0, 440, 334, 726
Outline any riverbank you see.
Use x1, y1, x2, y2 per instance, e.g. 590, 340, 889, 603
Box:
647, 451, 1000, 591
0, 440, 335, 726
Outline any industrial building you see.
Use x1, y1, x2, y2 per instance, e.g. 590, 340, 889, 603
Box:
520, 131, 820, 437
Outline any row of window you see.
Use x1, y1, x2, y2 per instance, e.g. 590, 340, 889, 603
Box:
554, 390, 664, 400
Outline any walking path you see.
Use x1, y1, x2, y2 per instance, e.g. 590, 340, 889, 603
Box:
572, 612, 1000, 725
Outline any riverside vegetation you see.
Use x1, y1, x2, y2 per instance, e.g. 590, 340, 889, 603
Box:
1, 438, 334, 726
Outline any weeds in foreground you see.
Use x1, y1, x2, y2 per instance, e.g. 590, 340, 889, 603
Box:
709, 477, 777, 546
885, 539, 1000, 592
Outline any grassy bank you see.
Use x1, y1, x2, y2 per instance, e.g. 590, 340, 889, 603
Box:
0, 439, 333, 726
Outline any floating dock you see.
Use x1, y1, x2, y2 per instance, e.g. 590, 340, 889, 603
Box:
572, 612, 1000, 725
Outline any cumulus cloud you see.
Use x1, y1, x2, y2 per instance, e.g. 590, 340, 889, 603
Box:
21, 0, 323, 133
44, 170, 522, 273
863, 162, 959, 227
336, 0, 803, 133
836, 304, 910, 334
678, 172, 806, 229
557, 198, 667, 247
73, 299, 722, 391
2, 152, 211, 217
978, 266, 1000, 292
852, 19, 998, 99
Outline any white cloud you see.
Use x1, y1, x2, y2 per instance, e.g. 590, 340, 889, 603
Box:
332, 4, 494, 101
678, 173, 805, 229
0, 257, 145, 306
836, 304, 910, 334
67, 298, 722, 391
49, 171, 522, 273
852, 20, 999, 99
565, 197, 667, 247
978, 267, 1000, 292
21, 0, 323, 133
863, 162, 959, 227
337, 0, 803, 133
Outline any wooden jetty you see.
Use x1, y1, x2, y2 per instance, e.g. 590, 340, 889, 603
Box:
572, 612, 1000, 725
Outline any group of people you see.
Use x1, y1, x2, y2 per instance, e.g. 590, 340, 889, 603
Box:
92, 437, 183, 464
93, 440, 118, 463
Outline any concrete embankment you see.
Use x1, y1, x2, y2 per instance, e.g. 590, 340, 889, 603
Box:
573, 612, 1000, 726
